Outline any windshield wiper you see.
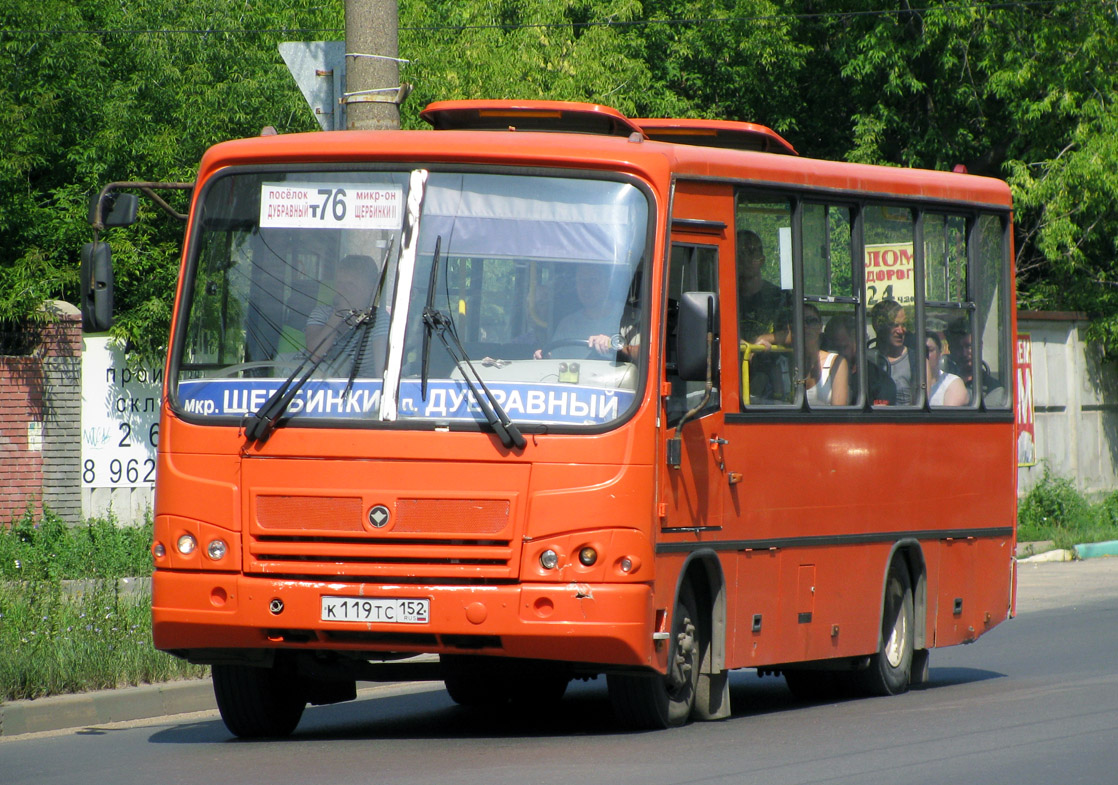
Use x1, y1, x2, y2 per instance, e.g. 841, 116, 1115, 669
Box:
242, 309, 369, 445
244, 241, 394, 445
422, 307, 526, 451
419, 235, 442, 400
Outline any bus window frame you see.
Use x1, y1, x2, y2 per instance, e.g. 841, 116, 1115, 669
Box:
166, 161, 660, 437
725, 183, 1013, 423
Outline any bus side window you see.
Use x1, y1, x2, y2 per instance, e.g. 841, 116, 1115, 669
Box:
665, 243, 719, 427
864, 205, 918, 407
735, 196, 794, 407
804, 203, 859, 408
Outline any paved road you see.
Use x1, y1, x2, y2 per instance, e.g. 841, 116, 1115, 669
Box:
2, 559, 1116, 785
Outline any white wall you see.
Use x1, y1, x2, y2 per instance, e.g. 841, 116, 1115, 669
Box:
1018, 312, 1118, 498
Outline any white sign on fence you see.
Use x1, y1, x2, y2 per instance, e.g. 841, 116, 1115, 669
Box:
80, 336, 160, 488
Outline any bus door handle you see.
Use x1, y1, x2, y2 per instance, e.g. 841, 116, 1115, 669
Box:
709, 436, 728, 471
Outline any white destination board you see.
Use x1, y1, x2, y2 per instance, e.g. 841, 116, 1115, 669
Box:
259, 182, 403, 230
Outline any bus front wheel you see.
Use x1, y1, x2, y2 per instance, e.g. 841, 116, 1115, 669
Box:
608, 582, 701, 730
856, 563, 915, 696
212, 663, 307, 739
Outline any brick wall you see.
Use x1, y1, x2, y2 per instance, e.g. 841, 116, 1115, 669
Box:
0, 302, 82, 524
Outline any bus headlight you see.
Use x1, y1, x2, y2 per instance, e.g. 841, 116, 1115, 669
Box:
578, 547, 598, 566
539, 549, 559, 570
176, 534, 197, 556
206, 539, 228, 561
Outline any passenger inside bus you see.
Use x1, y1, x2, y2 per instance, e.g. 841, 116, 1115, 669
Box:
822, 313, 894, 405
736, 229, 789, 346
802, 304, 849, 406
870, 299, 919, 405
534, 264, 637, 360
737, 228, 794, 404
305, 253, 386, 374
925, 332, 968, 406
943, 318, 1003, 404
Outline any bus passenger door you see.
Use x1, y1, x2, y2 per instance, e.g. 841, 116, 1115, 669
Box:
661, 241, 725, 533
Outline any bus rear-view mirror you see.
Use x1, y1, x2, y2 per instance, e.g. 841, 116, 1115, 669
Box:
88, 192, 139, 228
677, 291, 718, 382
80, 241, 114, 332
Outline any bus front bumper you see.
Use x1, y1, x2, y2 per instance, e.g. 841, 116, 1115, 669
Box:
152, 571, 656, 669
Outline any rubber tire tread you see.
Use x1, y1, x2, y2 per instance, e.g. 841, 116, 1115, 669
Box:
855, 563, 914, 697
608, 582, 700, 730
212, 663, 307, 739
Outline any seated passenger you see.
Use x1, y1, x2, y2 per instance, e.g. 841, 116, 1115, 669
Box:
803, 305, 849, 406
870, 299, 919, 405
534, 264, 637, 359
737, 229, 790, 347
822, 313, 895, 405
943, 318, 1003, 401
306, 254, 386, 373
926, 332, 969, 406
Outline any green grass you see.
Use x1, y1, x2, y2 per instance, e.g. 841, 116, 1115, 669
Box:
1018, 466, 1118, 551
1, 509, 206, 702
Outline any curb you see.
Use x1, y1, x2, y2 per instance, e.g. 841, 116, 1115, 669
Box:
0, 678, 215, 737
1074, 540, 1118, 560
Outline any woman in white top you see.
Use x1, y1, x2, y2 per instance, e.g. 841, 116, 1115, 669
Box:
803, 305, 849, 406
926, 333, 968, 406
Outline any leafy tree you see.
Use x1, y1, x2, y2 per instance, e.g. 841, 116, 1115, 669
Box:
0, 0, 340, 360
1, 0, 1115, 358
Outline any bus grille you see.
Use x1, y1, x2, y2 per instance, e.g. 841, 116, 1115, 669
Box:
247, 495, 517, 581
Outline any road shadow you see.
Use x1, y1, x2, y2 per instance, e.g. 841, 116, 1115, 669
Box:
147, 665, 1006, 745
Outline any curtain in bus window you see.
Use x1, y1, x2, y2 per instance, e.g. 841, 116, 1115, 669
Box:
419, 175, 647, 265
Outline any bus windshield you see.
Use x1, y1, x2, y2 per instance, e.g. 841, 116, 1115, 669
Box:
172, 169, 651, 431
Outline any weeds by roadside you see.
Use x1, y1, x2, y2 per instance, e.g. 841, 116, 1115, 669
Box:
1018, 466, 1118, 551
1, 509, 206, 702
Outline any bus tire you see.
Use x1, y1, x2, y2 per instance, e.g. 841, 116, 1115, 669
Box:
212, 663, 306, 738
608, 582, 700, 730
856, 563, 914, 696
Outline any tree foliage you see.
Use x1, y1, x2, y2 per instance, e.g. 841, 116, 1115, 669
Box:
1, 0, 1116, 359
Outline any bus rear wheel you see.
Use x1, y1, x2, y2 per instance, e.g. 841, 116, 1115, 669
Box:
212, 663, 307, 738
855, 563, 914, 696
608, 582, 701, 730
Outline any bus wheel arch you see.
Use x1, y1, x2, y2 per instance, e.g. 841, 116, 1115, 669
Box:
858, 544, 924, 696
607, 553, 728, 728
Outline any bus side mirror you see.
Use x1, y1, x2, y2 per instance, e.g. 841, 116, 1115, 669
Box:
677, 291, 718, 382
80, 242, 114, 332
88, 192, 138, 228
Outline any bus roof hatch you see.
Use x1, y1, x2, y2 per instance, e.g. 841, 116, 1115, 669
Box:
633, 118, 798, 156
419, 100, 645, 138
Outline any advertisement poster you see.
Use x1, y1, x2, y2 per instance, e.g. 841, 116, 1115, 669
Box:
864, 242, 915, 307
1016, 333, 1037, 467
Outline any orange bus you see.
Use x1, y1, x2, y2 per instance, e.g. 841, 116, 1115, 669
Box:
95, 99, 1017, 737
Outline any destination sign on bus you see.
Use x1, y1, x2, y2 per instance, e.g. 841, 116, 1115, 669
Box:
178, 378, 634, 425
259, 182, 403, 230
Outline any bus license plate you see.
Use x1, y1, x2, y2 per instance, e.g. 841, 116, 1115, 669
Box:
321, 596, 430, 624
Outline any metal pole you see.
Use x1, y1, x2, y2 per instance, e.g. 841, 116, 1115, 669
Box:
344, 0, 400, 130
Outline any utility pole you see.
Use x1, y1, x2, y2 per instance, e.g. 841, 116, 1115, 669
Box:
344, 0, 402, 130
